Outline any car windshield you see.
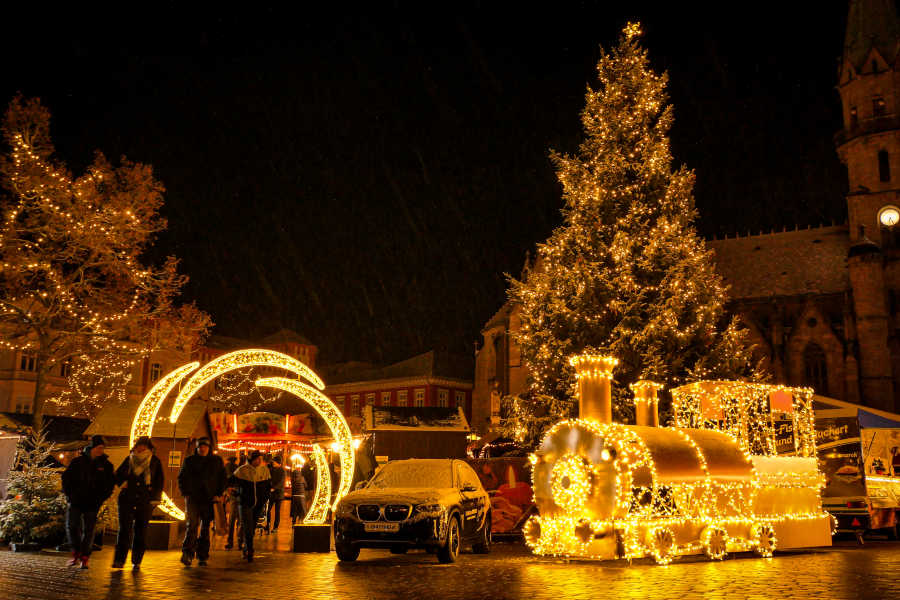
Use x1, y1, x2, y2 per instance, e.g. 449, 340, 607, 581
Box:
367, 462, 454, 489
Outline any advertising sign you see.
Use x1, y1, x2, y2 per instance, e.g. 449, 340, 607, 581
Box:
466, 457, 534, 534
816, 416, 864, 499
774, 419, 795, 455
237, 412, 286, 435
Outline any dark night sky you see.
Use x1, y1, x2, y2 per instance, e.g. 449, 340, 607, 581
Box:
1, 2, 851, 365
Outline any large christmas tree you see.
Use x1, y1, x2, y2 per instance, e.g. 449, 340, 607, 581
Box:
506, 24, 760, 442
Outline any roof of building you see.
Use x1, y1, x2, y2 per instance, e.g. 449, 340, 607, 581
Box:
260, 328, 315, 347
482, 301, 516, 332
321, 351, 473, 386
844, 0, 900, 69
84, 397, 208, 440
0, 413, 91, 442
708, 225, 851, 301
204, 328, 315, 352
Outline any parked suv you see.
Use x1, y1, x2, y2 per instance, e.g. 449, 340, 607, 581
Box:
333, 458, 491, 563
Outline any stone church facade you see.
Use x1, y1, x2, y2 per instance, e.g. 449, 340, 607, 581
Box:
472, 0, 900, 431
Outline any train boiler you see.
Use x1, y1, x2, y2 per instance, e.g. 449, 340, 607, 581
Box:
524, 355, 833, 563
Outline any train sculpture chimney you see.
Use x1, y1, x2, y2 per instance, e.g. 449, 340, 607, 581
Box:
630, 380, 663, 427
569, 354, 618, 423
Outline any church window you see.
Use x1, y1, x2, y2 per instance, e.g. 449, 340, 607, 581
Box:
872, 59, 878, 74
803, 343, 828, 396
874, 97, 887, 116
850, 106, 858, 128
879, 150, 891, 182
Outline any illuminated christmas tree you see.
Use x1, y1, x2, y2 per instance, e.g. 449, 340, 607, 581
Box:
506, 24, 760, 442
0, 96, 211, 424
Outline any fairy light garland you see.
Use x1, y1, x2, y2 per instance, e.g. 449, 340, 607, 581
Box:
302, 443, 332, 524
129, 350, 350, 522
525, 353, 832, 564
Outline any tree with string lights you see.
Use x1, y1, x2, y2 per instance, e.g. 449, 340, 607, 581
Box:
0, 96, 211, 425
504, 24, 761, 446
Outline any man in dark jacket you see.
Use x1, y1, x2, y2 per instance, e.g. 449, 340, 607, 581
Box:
177, 437, 226, 566
61, 435, 115, 569
113, 436, 164, 569
266, 455, 286, 532
230, 450, 270, 562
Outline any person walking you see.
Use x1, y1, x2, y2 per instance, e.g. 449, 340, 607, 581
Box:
223, 455, 240, 550
289, 462, 308, 525
177, 437, 226, 567
61, 435, 115, 569
266, 456, 286, 533
112, 436, 163, 570
230, 451, 270, 562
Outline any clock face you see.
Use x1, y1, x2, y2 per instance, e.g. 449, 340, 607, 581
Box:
879, 206, 900, 227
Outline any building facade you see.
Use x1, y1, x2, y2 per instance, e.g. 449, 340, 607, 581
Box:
322, 351, 473, 430
472, 1, 900, 429
0, 328, 318, 417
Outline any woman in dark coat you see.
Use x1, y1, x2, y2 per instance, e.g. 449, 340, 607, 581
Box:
112, 436, 164, 569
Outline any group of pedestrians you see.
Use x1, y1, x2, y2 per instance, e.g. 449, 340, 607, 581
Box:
61, 434, 163, 570
60, 435, 304, 569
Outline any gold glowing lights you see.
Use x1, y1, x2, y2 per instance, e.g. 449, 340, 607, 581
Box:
255, 376, 355, 513
302, 444, 332, 524
169, 349, 324, 424
129, 349, 350, 522
569, 354, 618, 379
526, 355, 832, 563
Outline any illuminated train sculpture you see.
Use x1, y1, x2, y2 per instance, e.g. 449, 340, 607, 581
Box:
524, 355, 833, 564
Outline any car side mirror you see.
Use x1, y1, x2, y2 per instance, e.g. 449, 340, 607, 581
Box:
354, 481, 367, 491
461, 484, 477, 493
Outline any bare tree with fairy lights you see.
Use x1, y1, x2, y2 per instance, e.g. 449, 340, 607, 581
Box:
504, 23, 762, 446
0, 96, 212, 425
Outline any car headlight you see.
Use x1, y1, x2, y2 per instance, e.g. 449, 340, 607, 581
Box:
415, 503, 442, 514
335, 502, 355, 517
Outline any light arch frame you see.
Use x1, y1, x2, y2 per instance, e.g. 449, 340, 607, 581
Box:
129, 349, 351, 523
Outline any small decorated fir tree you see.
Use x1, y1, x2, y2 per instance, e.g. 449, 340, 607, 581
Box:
0, 428, 67, 546
505, 23, 760, 443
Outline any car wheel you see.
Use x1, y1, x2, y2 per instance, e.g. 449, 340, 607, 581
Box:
389, 546, 408, 554
437, 516, 461, 564
335, 543, 360, 562
472, 515, 491, 554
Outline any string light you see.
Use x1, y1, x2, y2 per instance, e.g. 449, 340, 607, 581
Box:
256, 376, 355, 511
525, 353, 832, 564
130, 350, 347, 522
169, 349, 324, 424
303, 444, 331, 524
0, 98, 210, 422
501, 21, 761, 445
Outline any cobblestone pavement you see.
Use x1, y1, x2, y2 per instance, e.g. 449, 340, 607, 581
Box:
1, 533, 899, 600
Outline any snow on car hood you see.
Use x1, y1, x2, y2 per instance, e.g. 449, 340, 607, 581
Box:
342, 487, 458, 506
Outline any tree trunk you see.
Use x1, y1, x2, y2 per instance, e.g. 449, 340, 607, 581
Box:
30, 360, 48, 429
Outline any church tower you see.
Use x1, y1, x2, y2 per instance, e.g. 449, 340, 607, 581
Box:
837, 0, 900, 412
837, 0, 900, 242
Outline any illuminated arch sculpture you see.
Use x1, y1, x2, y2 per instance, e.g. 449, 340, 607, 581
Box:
129, 349, 353, 523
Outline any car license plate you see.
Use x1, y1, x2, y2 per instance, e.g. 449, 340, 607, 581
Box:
364, 522, 400, 533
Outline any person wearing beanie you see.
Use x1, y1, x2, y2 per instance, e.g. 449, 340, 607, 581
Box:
229, 450, 271, 562
112, 436, 164, 569
61, 435, 115, 569
177, 437, 226, 567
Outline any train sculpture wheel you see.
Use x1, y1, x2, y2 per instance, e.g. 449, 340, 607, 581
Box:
647, 526, 676, 565
753, 523, 777, 558
701, 525, 729, 560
